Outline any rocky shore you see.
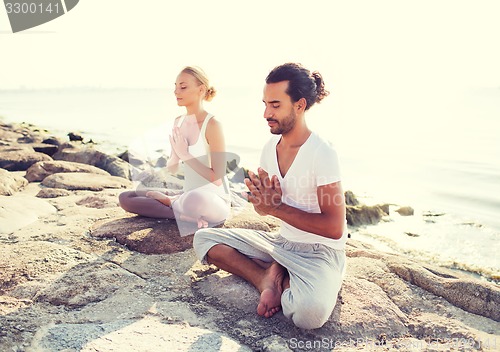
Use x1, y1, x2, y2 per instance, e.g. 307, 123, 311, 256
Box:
1, 120, 499, 351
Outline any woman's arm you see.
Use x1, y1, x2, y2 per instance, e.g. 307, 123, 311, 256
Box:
174, 117, 226, 185
166, 116, 182, 174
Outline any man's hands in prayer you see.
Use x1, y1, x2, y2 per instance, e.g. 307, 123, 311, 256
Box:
244, 168, 282, 216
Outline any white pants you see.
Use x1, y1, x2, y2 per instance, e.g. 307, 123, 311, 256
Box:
193, 228, 346, 329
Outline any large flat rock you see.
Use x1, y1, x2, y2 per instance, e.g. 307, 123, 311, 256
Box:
25, 160, 110, 182
53, 147, 131, 179
91, 215, 194, 254
0, 149, 53, 171
41, 172, 131, 191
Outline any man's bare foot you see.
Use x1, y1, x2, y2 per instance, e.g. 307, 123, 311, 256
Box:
257, 262, 285, 318
146, 191, 172, 206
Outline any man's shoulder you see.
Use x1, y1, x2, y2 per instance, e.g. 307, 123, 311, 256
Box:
308, 132, 338, 153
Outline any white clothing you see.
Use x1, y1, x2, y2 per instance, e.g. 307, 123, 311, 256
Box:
260, 132, 348, 250
176, 114, 230, 202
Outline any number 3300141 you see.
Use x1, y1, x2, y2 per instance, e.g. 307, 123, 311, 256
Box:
5, 2, 61, 14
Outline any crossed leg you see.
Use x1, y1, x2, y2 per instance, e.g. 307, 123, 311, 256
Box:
207, 244, 289, 318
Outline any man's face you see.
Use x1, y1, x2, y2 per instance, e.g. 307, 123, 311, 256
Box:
262, 81, 297, 135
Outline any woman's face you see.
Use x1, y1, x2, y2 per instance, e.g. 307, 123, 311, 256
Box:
174, 72, 204, 107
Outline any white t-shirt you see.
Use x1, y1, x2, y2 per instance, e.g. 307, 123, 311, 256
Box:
260, 132, 348, 250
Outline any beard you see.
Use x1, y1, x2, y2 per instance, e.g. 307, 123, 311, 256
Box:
268, 109, 296, 135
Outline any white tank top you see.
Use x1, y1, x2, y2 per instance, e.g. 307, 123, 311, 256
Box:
176, 114, 230, 201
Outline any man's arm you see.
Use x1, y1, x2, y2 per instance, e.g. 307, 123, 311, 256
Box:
245, 168, 345, 240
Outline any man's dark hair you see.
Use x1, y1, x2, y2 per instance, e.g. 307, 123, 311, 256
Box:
265, 63, 329, 110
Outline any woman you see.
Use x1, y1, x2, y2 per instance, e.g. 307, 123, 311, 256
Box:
119, 66, 231, 229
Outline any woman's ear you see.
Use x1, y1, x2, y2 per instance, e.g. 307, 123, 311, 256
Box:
199, 84, 207, 98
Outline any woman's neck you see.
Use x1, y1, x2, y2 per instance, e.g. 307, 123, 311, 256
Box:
185, 102, 206, 122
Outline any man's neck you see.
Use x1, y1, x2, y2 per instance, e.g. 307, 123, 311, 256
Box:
280, 120, 311, 148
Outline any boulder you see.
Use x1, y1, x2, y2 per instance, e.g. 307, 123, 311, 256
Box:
41, 172, 131, 191
0, 123, 25, 142
53, 147, 131, 179
31, 143, 59, 157
42, 136, 63, 146
0, 149, 53, 171
25, 160, 110, 182
91, 216, 194, 254
344, 190, 359, 206
0, 168, 28, 195
387, 258, 500, 322
346, 204, 388, 226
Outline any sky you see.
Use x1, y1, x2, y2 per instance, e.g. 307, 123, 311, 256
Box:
1, 0, 499, 155
1, 0, 499, 91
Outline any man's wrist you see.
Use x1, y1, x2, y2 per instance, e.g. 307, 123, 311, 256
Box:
269, 202, 284, 217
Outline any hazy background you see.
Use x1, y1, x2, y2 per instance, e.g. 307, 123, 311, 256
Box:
1, 0, 499, 278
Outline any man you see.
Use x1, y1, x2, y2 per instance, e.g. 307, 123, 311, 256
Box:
193, 63, 347, 329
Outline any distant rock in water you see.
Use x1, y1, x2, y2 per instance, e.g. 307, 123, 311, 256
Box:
344, 190, 360, 206
396, 206, 414, 216
67, 132, 84, 142
346, 204, 389, 226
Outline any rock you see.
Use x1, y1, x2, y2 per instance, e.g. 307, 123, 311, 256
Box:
396, 206, 414, 216
387, 259, 500, 321
91, 216, 194, 254
134, 170, 183, 190
76, 195, 119, 209
35, 261, 142, 308
191, 265, 408, 340
41, 136, 63, 146
0, 241, 93, 294
155, 155, 168, 168
344, 190, 359, 206
53, 147, 131, 179
0, 168, 28, 195
41, 172, 131, 191
33, 319, 250, 352
346, 204, 387, 226
331, 276, 409, 337
25, 160, 110, 182
67, 132, 84, 141
31, 143, 59, 157
0, 123, 25, 142
117, 150, 147, 167
36, 188, 71, 198
0, 195, 57, 234
0, 149, 53, 171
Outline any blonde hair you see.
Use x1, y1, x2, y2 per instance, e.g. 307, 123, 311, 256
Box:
181, 66, 216, 101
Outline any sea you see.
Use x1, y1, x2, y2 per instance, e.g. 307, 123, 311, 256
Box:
0, 87, 498, 283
